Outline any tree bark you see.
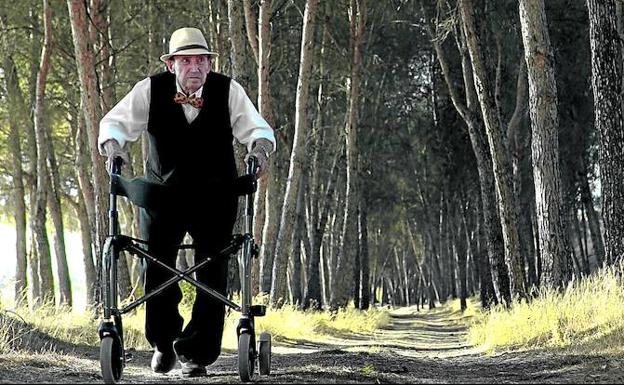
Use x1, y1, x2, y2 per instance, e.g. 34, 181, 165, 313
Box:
586, 0, 624, 265
579, 165, 605, 266
424, 13, 508, 306
459, 0, 527, 300
46, 129, 72, 307
270, 0, 320, 307
256, 0, 276, 296
67, 0, 109, 307
228, 0, 258, 295
33, 0, 55, 305
358, 199, 370, 310
0, 45, 28, 306
330, 0, 366, 310
289, 174, 306, 307
519, 0, 572, 288
243, 0, 259, 65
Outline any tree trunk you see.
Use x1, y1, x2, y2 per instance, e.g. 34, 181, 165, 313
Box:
586, 0, 624, 265
519, 0, 573, 288
289, 175, 306, 307
256, 0, 276, 296
228, 0, 257, 295
330, 0, 366, 310
74, 107, 98, 305
242, 0, 259, 65
579, 167, 605, 266
358, 199, 370, 310
1, 48, 28, 306
46, 136, 72, 307
33, 0, 54, 305
458, 203, 469, 312
78, 196, 97, 308
424, 9, 508, 306
270, 0, 320, 307
459, 0, 527, 300
67, 0, 109, 307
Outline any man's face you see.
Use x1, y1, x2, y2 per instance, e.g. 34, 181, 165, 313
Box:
167, 54, 212, 94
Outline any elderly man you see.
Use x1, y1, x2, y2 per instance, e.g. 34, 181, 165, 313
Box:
98, 27, 275, 377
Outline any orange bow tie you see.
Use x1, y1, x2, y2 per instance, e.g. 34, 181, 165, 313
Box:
174, 92, 204, 108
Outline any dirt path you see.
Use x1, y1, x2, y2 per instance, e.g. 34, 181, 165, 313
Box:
1, 306, 622, 383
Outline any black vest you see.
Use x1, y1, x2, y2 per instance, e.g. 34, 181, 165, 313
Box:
146, 71, 237, 191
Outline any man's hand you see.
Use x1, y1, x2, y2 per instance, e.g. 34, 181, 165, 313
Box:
245, 138, 273, 178
102, 139, 130, 174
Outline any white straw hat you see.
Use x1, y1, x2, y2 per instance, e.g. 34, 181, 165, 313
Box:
160, 27, 218, 62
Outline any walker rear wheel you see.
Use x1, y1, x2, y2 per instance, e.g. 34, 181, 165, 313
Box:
238, 332, 255, 382
258, 332, 271, 375
100, 336, 123, 384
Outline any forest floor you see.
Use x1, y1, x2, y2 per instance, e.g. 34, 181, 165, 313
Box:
0, 305, 622, 384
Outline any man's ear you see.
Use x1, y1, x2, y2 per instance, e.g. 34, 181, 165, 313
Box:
166, 59, 175, 73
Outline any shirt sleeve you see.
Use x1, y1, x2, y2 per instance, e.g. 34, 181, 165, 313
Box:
229, 79, 276, 153
98, 77, 151, 154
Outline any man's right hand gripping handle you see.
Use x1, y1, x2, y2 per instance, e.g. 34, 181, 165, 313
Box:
102, 139, 130, 175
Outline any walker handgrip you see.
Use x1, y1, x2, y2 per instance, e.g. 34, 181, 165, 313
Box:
246, 156, 258, 176
111, 157, 124, 175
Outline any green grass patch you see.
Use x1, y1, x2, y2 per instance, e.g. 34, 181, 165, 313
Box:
468, 263, 624, 355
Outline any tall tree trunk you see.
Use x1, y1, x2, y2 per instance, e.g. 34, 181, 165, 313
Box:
303, 20, 332, 310
358, 199, 370, 310
78, 196, 97, 308
270, 0, 320, 307
509, 60, 538, 291
458, 203, 469, 312
67, 0, 109, 307
572, 208, 591, 275
579, 166, 605, 266
0, 45, 28, 306
519, 0, 572, 288
424, 8, 508, 306
459, 0, 527, 300
33, 0, 54, 305
74, 107, 98, 305
242, 0, 259, 66
256, 0, 276, 296
330, 0, 366, 310
228, 0, 257, 295
586, 0, 624, 265
289, 175, 306, 307
46, 130, 72, 307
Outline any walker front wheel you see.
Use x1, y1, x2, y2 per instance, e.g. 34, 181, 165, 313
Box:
238, 332, 255, 382
100, 336, 123, 384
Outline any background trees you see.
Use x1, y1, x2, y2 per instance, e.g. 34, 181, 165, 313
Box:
0, 0, 621, 312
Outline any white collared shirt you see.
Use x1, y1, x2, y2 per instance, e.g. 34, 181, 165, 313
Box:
98, 75, 276, 154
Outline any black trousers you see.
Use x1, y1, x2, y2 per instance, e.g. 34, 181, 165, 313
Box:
140, 193, 237, 365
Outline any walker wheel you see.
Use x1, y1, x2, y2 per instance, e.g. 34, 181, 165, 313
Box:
258, 332, 271, 375
100, 335, 124, 384
238, 332, 256, 382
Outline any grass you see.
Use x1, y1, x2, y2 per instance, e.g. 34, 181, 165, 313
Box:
0, 290, 390, 355
222, 294, 390, 350
468, 262, 624, 355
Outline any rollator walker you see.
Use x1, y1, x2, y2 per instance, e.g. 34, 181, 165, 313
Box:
98, 156, 271, 383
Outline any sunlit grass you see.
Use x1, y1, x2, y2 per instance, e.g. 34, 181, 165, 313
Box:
0, 289, 390, 354
468, 262, 624, 355
222, 294, 390, 350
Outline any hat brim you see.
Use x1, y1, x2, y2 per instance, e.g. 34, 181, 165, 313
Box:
160, 48, 219, 62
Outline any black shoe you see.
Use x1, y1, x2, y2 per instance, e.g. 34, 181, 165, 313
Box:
180, 361, 207, 377
151, 344, 176, 374
174, 338, 207, 377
